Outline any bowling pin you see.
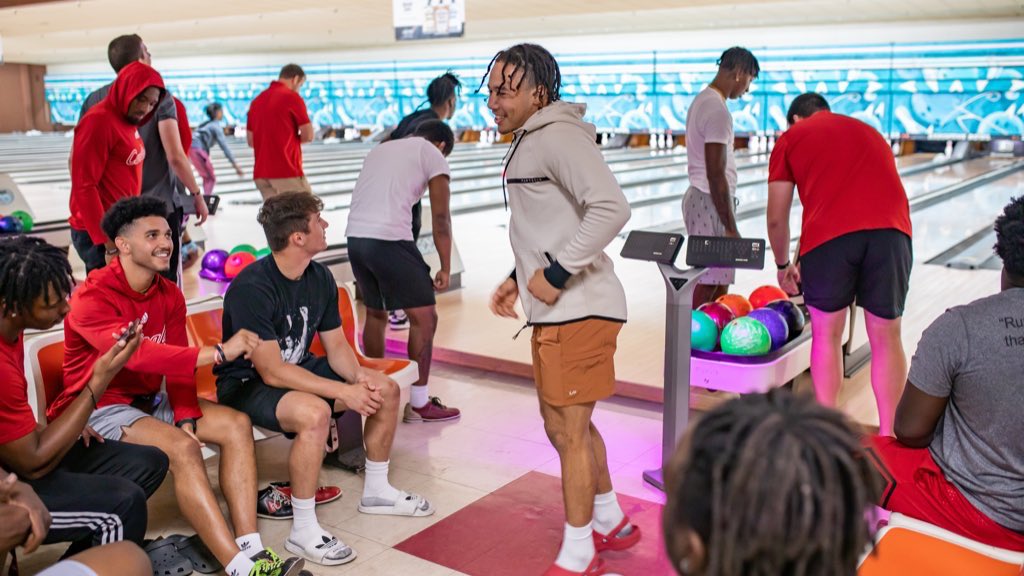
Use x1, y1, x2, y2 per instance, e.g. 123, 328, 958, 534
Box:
767, 136, 775, 151
944, 140, 953, 157
892, 140, 901, 155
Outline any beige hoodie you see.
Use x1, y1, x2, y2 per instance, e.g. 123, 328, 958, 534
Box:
505, 100, 631, 324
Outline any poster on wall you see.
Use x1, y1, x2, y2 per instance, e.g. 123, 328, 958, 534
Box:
393, 0, 464, 41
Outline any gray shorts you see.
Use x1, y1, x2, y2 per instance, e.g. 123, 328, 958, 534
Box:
87, 394, 174, 441
682, 186, 738, 286
37, 561, 98, 576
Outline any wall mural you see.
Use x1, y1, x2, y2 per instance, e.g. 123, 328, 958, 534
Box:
45, 40, 1024, 138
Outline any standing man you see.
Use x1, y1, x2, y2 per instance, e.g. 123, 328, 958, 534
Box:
767, 93, 912, 435
385, 71, 462, 329
247, 64, 314, 199
0, 237, 168, 557
347, 119, 460, 423
69, 61, 165, 275
76, 34, 209, 284
52, 197, 302, 576
683, 46, 759, 307
485, 44, 640, 576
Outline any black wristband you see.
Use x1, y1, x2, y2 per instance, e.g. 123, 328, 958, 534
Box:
508, 268, 517, 283
543, 261, 572, 290
176, 418, 198, 431
776, 260, 791, 270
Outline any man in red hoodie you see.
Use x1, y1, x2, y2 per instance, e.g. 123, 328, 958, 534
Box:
69, 61, 164, 275
51, 197, 305, 576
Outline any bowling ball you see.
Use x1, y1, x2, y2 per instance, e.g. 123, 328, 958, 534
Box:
230, 244, 258, 256
0, 216, 24, 235
223, 252, 257, 279
720, 317, 772, 356
255, 247, 272, 259
716, 293, 753, 317
201, 249, 229, 273
697, 302, 735, 332
765, 300, 806, 340
749, 285, 789, 309
747, 308, 789, 350
9, 210, 33, 232
690, 310, 719, 352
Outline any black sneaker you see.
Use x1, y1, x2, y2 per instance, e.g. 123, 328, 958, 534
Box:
256, 484, 292, 519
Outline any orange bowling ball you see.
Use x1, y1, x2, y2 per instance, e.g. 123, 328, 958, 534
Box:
716, 293, 753, 318
749, 285, 790, 309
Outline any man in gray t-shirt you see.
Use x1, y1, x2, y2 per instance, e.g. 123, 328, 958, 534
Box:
869, 196, 1024, 551
75, 34, 207, 284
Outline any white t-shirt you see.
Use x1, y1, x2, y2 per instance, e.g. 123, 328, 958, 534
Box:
685, 87, 737, 194
346, 137, 450, 241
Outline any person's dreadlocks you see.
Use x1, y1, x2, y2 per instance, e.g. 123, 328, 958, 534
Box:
663, 390, 879, 576
0, 236, 73, 317
478, 43, 561, 104
994, 196, 1024, 279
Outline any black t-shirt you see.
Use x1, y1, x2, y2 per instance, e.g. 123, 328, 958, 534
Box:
389, 109, 439, 140
215, 256, 342, 381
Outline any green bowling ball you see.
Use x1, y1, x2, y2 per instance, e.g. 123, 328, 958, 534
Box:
720, 317, 772, 356
690, 310, 719, 352
255, 247, 272, 259
230, 244, 258, 256
10, 210, 33, 232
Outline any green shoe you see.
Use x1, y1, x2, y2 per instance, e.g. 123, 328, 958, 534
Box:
249, 548, 305, 576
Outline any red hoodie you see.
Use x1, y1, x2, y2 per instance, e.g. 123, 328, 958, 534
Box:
48, 257, 202, 423
69, 62, 165, 245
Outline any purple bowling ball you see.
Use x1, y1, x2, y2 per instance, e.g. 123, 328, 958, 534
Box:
747, 308, 789, 350
200, 249, 229, 282
765, 300, 806, 340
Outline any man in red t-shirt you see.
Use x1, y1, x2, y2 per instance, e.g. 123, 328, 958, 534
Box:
767, 92, 912, 435
52, 197, 303, 576
69, 61, 165, 274
246, 64, 314, 200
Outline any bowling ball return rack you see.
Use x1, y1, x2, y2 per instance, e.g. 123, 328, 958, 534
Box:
621, 231, 814, 491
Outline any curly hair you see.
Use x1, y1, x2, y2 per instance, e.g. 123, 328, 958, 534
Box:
257, 192, 324, 251
427, 71, 462, 107
995, 196, 1024, 278
478, 43, 561, 105
0, 237, 73, 317
717, 46, 760, 78
101, 196, 169, 241
663, 390, 879, 576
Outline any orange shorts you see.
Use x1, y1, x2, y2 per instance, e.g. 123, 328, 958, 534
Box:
531, 318, 622, 407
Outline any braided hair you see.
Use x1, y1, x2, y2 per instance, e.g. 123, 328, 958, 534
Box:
663, 390, 879, 576
994, 196, 1024, 278
478, 43, 561, 105
427, 71, 462, 107
0, 236, 73, 317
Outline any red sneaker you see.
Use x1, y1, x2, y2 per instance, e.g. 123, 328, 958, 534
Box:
271, 481, 342, 505
403, 397, 461, 423
543, 556, 607, 576
593, 517, 642, 552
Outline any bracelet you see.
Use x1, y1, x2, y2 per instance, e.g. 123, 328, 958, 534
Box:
776, 260, 791, 270
83, 384, 98, 408
214, 343, 226, 365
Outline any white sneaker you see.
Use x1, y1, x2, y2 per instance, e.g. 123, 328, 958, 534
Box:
388, 310, 410, 330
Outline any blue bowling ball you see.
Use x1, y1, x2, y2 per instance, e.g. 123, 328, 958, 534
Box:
765, 300, 807, 340
747, 308, 789, 350
0, 216, 24, 235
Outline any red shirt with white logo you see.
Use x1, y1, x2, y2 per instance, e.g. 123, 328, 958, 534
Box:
768, 111, 912, 256
70, 62, 166, 245
0, 334, 39, 445
247, 81, 310, 179
49, 257, 202, 423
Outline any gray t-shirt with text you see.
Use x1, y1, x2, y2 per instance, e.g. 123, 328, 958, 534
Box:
908, 287, 1024, 531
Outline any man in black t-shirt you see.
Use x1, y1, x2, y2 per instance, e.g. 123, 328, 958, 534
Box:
215, 192, 434, 568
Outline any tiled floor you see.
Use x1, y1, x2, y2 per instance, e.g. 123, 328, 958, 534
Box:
17, 364, 672, 576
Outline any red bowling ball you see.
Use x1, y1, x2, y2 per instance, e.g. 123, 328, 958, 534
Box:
223, 251, 257, 279
697, 302, 736, 333
749, 285, 789, 309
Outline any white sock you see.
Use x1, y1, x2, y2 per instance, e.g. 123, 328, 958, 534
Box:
225, 552, 255, 576
289, 495, 326, 545
235, 532, 263, 557
593, 490, 631, 536
410, 385, 429, 409
362, 459, 402, 502
555, 522, 595, 572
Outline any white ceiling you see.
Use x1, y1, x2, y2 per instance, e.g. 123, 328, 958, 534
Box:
1, 0, 1023, 65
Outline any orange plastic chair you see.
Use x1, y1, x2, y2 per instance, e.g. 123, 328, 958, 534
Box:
859, 514, 1024, 576
23, 330, 66, 423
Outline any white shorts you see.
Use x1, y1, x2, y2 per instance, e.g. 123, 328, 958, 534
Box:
87, 393, 174, 441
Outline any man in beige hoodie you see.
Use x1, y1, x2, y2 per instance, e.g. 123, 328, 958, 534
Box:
484, 44, 640, 576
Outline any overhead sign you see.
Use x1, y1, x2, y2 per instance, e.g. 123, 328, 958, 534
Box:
393, 0, 464, 41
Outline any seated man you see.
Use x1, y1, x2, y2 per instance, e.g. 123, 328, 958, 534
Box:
216, 192, 433, 567
0, 465, 151, 576
48, 197, 304, 576
0, 236, 168, 557
347, 119, 460, 423
869, 195, 1024, 551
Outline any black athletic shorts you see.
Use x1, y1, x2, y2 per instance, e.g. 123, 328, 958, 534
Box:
348, 236, 436, 311
215, 355, 345, 434
800, 229, 912, 319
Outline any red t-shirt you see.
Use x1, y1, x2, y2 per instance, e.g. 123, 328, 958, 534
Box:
768, 111, 912, 256
0, 334, 39, 445
247, 81, 310, 179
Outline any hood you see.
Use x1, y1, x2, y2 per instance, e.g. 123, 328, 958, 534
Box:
103, 61, 165, 124
518, 101, 594, 139
90, 257, 161, 303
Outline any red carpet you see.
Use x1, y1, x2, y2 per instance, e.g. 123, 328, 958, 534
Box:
395, 471, 676, 575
